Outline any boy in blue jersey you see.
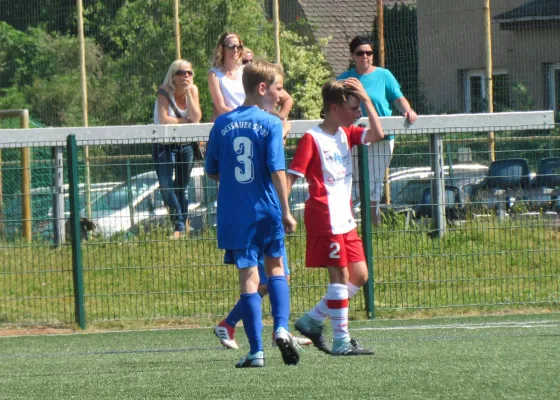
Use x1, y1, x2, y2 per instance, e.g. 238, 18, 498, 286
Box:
205, 59, 299, 368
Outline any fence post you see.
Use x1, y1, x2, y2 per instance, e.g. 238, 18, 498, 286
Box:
20, 110, 32, 243
52, 146, 65, 245
484, 0, 495, 162
430, 133, 446, 237
358, 144, 375, 319
67, 134, 86, 329
126, 160, 135, 231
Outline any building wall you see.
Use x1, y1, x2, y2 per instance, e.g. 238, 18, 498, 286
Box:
417, 0, 559, 113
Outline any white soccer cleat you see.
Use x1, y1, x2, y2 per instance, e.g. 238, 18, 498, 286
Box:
214, 321, 239, 350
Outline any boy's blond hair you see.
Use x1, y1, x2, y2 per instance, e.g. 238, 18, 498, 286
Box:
242, 59, 284, 95
321, 79, 357, 116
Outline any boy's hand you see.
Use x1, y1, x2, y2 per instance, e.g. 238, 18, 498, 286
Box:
344, 78, 369, 102
283, 213, 297, 234
282, 119, 291, 143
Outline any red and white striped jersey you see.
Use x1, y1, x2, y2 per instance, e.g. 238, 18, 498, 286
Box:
288, 124, 368, 235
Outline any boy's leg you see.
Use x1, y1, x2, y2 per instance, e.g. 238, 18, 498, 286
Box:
264, 253, 290, 333
325, 266, 350, 343
307, 260, 368, 323
264, 241, 300, 366
222, 249, 265, 368
214, 254, 269, 350
238, 266, 263, 348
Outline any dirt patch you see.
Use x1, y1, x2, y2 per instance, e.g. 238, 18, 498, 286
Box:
0, 328, 74, 337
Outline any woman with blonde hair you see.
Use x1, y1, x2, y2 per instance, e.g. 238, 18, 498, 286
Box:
208, 32, 245, 121
153, 59, 202, 238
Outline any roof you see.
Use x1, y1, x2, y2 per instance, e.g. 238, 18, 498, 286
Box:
297, 0, 377, 75
494, 0, 560, 23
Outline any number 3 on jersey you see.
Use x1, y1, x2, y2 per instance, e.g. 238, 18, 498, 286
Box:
233, 136, 254, 183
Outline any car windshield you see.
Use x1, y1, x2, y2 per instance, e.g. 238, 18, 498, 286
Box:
91, 176, 157, 212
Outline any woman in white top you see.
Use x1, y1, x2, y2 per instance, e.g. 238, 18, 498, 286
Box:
153, 59, 202, 238
208, 32, 246, 121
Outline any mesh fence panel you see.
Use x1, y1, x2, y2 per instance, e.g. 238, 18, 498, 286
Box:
0, 121, 558, 325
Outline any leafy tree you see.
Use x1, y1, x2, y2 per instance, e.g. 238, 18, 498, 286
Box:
0, 0, 332, 126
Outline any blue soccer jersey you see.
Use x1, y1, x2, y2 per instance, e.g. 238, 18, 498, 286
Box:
205, 105, 286, 250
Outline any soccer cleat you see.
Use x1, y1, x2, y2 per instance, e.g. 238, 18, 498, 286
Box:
294, 314, 332, 354
332, 337, 375, 356
274, 327, 300, 366
214, 321, 239, 350
271, 333, 312, 348
293, 335, 313, 346
349, 337, 364, 349
235, 351, 265, 368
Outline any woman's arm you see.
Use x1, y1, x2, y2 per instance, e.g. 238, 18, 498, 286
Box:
186, 84, 202, 123
208, 70, 233, 116
156, 85, 189, 124
393, 97, 417, 123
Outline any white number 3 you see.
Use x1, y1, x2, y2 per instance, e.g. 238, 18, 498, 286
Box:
329, 242, 341, 259
233, 137, 254, 183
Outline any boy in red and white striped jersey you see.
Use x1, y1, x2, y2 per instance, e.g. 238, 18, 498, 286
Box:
287, 78, 384, 355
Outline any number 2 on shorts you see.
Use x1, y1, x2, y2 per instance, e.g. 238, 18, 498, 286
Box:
329, 242, 341, 259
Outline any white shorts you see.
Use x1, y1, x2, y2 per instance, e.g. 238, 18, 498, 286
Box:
368, 139, 394, 203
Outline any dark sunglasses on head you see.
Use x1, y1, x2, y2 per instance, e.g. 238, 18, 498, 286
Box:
242, 59, 253, 65
175, 70, 194, 77
223, 43, 243, 51
355, 50, 373, 57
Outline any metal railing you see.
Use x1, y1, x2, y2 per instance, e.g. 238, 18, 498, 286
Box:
0, 112, 558, 327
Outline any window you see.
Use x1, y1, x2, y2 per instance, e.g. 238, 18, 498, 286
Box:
465, 69, 509, 113
549, 63, 560, 114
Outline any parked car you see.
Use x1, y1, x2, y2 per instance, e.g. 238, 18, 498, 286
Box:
86, 167, 208, 238
473, 158, 538, 213
2, 182, 119, 240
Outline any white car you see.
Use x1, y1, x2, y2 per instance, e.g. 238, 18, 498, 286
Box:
87, 168, 206, 238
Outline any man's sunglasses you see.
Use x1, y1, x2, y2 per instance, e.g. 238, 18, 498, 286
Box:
355, 51, 373, 57
223, 43, 243, 51
242, 59, 253, 65
175, 70, 194, 77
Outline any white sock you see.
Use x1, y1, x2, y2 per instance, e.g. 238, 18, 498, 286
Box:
347, 282, 361, 299
308, 297, 329, 323
326, 283, 349, 341
308, 282, 361, 323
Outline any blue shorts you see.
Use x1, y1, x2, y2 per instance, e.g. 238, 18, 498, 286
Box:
257, 246, 290, 285
224, 238, 285, 269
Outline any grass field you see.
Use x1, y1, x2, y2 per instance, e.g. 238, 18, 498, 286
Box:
1, 214, 559, 325
1, 313, 559, 399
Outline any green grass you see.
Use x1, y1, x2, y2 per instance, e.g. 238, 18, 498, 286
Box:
0, 217, 559, 326
0, 313, 559, 399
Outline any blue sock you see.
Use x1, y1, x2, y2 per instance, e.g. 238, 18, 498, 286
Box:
240, 292, 263, 354
225, 292, 264, 327
267, 275, 290, 332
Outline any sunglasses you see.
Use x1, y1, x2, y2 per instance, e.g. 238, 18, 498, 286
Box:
242, 59, 253, 65
223, 43, 243, 51
175, 70, 194, 77
355, 50, 373, 57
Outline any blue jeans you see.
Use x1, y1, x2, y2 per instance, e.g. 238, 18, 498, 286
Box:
152, 143, 194, 233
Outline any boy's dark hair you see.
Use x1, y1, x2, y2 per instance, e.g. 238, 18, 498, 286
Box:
321, 80, 358, 116
242, 59, 284, 94
349, 35, 373, 53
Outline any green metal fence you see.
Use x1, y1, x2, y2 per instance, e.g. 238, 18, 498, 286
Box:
0, 117, 559, 327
